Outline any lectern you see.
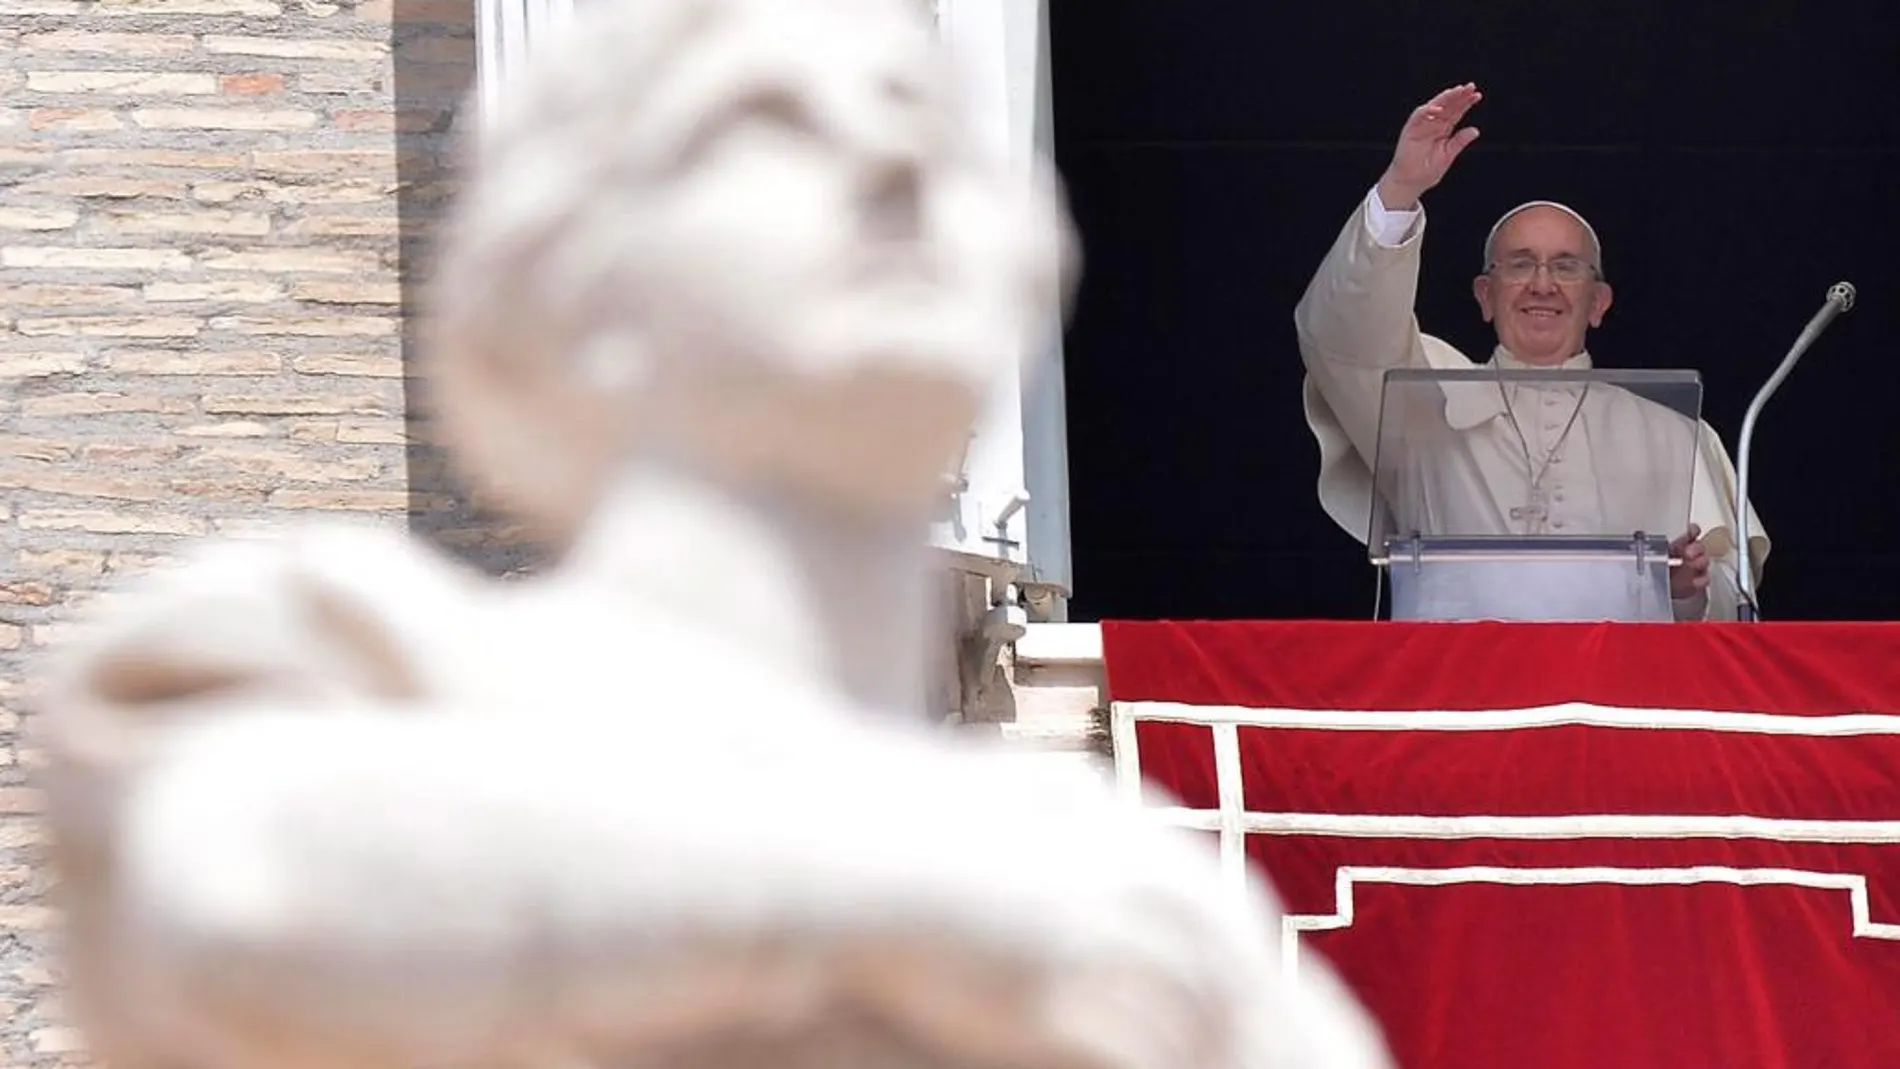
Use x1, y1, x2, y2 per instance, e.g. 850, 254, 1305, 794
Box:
1368, 367, 1704, 622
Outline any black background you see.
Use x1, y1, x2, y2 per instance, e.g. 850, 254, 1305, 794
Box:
1049, 1, 1900, 622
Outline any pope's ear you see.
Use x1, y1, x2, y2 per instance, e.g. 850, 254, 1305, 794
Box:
1588, 281, 1615, 327
1472, 274, 1496, 322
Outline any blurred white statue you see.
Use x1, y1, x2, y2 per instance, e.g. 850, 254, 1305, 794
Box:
33, 1, 1392, 1067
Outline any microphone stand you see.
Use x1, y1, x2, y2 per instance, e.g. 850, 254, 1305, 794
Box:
1733, 282, 1856, 621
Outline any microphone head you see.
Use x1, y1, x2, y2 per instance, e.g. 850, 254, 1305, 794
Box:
1829, 281, 1857, 312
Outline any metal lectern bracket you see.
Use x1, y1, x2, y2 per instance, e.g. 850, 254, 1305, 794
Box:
1630, 531, 1685, 578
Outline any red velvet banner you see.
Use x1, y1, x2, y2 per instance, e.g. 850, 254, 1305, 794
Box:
1101, 621, 1900, 1069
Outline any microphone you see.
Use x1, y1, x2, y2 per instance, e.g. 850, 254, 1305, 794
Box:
1734, 282, 1856, 621
1791, 281, 1858, 355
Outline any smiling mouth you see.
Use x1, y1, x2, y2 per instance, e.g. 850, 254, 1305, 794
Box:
1520, 308, 1564, 319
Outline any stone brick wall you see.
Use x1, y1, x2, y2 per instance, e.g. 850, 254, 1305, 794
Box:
0, 0, 478, 1061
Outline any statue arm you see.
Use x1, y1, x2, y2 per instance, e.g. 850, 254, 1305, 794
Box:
47, 698, 1391, 1069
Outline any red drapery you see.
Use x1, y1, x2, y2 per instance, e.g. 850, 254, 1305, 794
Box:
1101, 621, 1900, 1069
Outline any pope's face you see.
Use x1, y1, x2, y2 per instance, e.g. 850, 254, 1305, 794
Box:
1472, 207, 1613, 366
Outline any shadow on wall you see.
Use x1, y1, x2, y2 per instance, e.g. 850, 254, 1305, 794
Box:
391, 0, 552, 577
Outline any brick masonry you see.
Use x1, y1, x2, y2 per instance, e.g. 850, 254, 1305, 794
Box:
0, 0, 489, 1061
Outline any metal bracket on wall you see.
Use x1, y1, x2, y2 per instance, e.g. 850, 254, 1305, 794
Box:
958, 596, 1028, 723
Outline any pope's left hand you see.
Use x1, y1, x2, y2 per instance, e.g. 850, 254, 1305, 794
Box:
1671, 524, 1710, 600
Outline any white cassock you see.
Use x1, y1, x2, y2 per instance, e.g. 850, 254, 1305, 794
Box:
1294, 187, 1770, 622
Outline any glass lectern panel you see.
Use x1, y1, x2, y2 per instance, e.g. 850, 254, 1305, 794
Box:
1366, 368, 1705, 622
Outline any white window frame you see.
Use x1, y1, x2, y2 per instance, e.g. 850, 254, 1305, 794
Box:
929, 0, 1073, 619
474, 0, 573, 126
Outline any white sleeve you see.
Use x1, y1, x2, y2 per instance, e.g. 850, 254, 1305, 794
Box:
1364, 186, 1422, 248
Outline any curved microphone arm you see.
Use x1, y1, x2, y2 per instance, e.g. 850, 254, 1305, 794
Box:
1733, 281, 1856, 621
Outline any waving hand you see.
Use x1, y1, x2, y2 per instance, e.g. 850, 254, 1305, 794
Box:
1377, 82, 1483, 210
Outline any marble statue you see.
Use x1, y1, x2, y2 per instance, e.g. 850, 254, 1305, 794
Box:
32, 0, 1392, 1067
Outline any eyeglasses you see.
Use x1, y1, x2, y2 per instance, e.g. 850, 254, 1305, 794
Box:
1488, 256, 1599, 285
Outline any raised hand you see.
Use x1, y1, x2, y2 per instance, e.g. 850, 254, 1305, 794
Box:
1377, 83, 1483, 210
